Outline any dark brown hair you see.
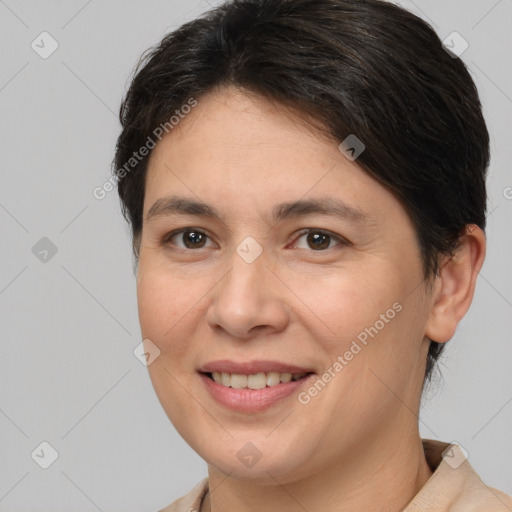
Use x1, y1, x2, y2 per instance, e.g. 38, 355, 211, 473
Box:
113, 0, 490, 385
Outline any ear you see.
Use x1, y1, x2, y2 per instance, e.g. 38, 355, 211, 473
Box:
425, 225, 486, 343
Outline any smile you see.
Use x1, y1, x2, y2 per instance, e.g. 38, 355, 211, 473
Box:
207, 371, 310, 389
199, 370, 315, 413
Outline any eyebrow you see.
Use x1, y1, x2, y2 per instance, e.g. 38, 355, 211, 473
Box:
146, 195, 370, 225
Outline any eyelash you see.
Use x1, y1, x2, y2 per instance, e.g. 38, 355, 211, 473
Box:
162, 228, 349, 252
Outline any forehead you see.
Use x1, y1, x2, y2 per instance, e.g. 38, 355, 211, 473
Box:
143, 87, 405, 227
151, 88, 336, 167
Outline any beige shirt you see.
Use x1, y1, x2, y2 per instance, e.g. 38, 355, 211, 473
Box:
160, 439, 512, 511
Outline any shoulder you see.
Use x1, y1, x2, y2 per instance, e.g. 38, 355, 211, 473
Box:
406, 439, 512, 511
158, 478, 209, 512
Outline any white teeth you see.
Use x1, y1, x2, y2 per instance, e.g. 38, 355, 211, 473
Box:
221, 372, 231, 386
230, 374, 248, 389
280, 372, 292, 383
247, 373, 267, 389
209, 371, 309, 389
266, 371, 281, 387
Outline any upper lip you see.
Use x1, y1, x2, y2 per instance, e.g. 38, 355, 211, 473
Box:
198, 360, 315, 375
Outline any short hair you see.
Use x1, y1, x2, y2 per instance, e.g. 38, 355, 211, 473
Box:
113, 0, 490, 385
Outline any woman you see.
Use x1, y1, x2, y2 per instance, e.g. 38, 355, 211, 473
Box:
113, 0, 512, 510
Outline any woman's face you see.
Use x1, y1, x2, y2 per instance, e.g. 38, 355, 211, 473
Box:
137, 87, 433, 483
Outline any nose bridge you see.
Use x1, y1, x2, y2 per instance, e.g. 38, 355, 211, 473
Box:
207, 236, 288, 338
235, 234, 265, 266
220, 237, 267, 311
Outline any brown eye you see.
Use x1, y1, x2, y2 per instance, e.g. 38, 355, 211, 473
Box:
165, 229, 211, 249
292, 229, 347, 251
306, 232, 331, 250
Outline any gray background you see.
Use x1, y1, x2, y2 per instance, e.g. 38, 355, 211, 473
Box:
0, 0, 511, 510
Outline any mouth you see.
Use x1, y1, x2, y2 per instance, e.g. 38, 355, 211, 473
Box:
201, 371, 314, 389
197, 360, 316, 412
199, 369, 315, 412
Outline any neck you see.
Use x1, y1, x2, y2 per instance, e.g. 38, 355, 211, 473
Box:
206, 431, 433, 512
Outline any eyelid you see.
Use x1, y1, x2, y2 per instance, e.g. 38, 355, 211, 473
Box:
163, 227, 349, 251
163, 227, 216, 249
290, 228, 350, 250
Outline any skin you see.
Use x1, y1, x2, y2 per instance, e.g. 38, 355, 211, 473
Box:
136, 87, 486, 512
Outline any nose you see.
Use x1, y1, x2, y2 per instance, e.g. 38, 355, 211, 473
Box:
206, 246, 289, 340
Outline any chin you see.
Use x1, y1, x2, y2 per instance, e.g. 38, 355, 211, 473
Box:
196, 435, 316, 483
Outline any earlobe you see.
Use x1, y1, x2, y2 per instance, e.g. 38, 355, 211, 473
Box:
424, 224, 486, 343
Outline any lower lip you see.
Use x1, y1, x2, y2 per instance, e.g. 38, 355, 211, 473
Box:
200, 373, 314, 413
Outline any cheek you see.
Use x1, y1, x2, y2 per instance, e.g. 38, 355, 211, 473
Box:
136, 264, 206, 425
300, 267, 403, 354
136, 263, 203, 357
303, 265, 425, 407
